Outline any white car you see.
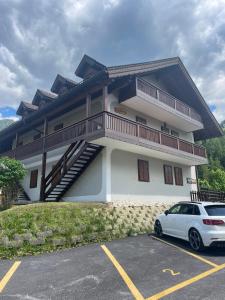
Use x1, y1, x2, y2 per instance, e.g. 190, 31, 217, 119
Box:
154, 201, 225, 251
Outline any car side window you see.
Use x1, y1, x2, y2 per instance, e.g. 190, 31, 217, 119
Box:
179, 204, 194, 215
168, 204, 181, 214
193, 205, 200, 215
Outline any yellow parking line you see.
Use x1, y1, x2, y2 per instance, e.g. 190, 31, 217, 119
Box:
0, 261, 21, 293
101, 245, 144, 300
152, 236, 218, 267
146, 262, 225, 300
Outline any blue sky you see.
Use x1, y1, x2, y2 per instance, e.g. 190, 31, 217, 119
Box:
0, 0, 225, 122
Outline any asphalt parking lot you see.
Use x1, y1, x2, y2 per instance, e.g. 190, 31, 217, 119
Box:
0, 235, 225, 299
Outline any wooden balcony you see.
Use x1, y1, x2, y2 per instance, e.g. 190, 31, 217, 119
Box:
1, 112, 207, 161
120, 77, 203, 132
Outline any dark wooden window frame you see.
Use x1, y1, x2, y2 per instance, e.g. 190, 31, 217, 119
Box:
54, 123, 64, 131
30, 169, 38, 189
163, 165, 173, 185
138, 159, 150, 182
174, 167, 183, 186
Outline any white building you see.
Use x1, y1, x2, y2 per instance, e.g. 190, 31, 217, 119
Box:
0, 55, 222, 205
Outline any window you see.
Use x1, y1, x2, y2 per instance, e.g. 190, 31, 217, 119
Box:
174, 167, 183, 186
163, 165, 173, 185
171, 130, 179, 137
136, 116, 147, 125
168, 204, 181, 214
179, 204, 194, 215
204, 205, 225, 216
193, 205, 200, 215
54, 123, 64, 131
30, 169, 38, 188
138, 159, 149, 182
33, 133, 41, 141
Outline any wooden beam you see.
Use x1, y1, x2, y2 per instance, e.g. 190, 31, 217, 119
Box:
86, 94, 91, 117
103, 85, 109, 111
40, 118, 48, 201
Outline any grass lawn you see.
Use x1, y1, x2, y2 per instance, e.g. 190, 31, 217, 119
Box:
0, 202, 152, 259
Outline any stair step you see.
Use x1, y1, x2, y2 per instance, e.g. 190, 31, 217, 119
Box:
80, 155, 91, 159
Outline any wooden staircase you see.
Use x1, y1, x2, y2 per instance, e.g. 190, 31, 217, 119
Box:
43, 141, 103, 201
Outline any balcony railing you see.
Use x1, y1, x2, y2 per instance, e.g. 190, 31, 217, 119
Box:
1, 112, 207, 160
136, 77, 202, 123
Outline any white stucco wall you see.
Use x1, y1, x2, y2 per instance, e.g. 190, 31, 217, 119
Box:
110, 149, 197, 205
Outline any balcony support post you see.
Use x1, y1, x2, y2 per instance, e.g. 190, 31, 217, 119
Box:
103, 85, 109, 111
86, 94, 91, 134
40, 118, 48, 202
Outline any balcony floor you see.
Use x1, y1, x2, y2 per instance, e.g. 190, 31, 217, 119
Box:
93, 136, 208, 166
122, 91, 203, 132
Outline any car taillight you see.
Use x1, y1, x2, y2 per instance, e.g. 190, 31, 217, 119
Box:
203, 219, 225, 225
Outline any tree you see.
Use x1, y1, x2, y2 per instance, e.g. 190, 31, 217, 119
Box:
0, 157, 26, 205
199, 168, 225, 192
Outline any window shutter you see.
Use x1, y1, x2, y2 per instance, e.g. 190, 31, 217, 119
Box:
30, 169, 38, 188
138, 160, 149, 182
174, 167, 183, 186
163, 165, 173, 185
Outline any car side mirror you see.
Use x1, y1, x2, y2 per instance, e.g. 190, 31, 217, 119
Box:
165, 210, 169, 216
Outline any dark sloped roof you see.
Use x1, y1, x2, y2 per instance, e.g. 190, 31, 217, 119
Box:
16, 101, 38, 116
51, 74, 78, 94
107, 57, 180, 78
32, 89, 58, 105
75, 54, 106, 79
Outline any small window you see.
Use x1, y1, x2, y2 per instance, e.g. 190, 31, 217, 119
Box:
174, 167, 183, 186
30, 169, 38, 188
169, 204, 181, 214
163, 165, 173, 185
171, 130, 179, 137
33, 133, 41, 141
54, 123, 64, 131
136, 116, 147, 125
138, 159, 149, 182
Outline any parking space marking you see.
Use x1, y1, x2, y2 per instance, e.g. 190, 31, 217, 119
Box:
152, 236, 218, 267
0, 261, 21, 293
146, 262, 225, 300
162, 269, 180, 276
101, 245, 144, 300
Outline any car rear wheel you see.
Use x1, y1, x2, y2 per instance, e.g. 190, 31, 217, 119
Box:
188, 228, 204, 252
154, 220, 163, 237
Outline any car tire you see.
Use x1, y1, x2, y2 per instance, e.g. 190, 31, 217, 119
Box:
188, 228, 204, 252
154, 220, 163, 237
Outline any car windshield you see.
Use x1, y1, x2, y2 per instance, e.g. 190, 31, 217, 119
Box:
204, 205, 225, 216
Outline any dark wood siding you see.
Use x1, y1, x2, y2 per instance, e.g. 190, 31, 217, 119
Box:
174, 167, 183, 186
30, 169, 38, 188
138, 159, 149, 182
163, 165, 173, 185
